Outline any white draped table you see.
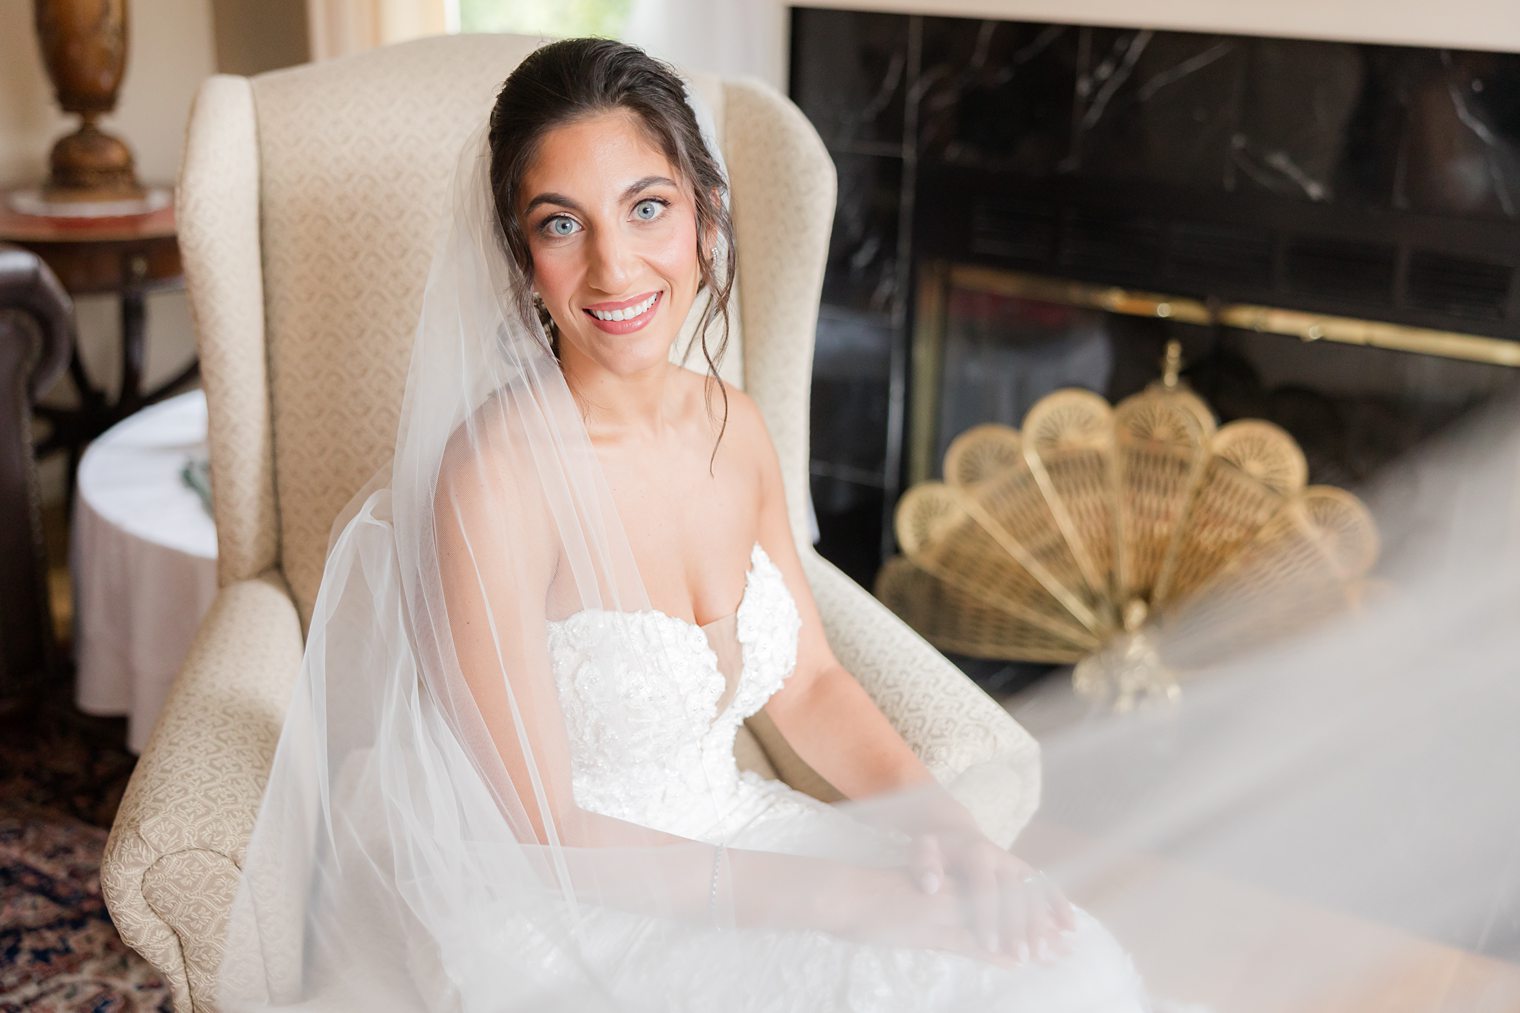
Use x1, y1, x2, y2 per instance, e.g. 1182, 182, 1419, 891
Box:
70, 389, 217, 753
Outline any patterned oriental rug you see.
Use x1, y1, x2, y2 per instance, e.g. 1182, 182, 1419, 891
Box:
0, 681, 172, 1012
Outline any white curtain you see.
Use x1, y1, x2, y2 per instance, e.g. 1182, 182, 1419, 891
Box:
623, 0, 787, 90
309, 1, 786, 84
307, 0, 446, 61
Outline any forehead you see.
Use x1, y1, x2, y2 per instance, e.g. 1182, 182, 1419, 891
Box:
518, 109, 679, 209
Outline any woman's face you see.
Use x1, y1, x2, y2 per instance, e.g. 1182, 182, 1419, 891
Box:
518, 109, 702, 377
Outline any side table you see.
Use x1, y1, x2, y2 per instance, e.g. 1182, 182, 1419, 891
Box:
70, 389, 216, 753
0, 189, 197, 504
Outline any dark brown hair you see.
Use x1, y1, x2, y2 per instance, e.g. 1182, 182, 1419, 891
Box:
487, 38, 736, 461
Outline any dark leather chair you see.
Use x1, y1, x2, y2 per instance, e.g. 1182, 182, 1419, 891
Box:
0, 243, 74, 703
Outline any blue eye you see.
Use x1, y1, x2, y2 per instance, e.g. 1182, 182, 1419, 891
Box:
544, 215, 580, 238
633, 198, 667, 221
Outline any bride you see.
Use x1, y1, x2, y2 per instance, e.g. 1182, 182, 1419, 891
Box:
216, 37, 1171, 1012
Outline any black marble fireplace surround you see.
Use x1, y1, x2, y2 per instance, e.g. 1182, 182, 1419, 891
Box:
790, 7, 1520, 600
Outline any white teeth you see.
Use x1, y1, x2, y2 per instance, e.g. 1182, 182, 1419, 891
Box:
590, 293, 657, 322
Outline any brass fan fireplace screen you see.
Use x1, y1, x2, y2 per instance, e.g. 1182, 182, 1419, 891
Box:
878, 364, 1380, 711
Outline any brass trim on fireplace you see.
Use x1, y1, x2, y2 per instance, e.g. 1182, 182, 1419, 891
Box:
909, 260, 951, 493
950, 264, 1520, 367
908, 262, 1520, 486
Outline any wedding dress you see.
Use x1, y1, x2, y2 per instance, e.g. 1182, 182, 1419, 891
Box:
519, 539, 1157, 1012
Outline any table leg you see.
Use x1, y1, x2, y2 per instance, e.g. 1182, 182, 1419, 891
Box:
117, 274, 198, 409
119, 285, 146, 412
33, 279, 198, 505
66, 341, 106, 413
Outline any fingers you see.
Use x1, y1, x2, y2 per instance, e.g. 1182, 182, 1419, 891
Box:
967, 844, 1001, 957
995, 863, 1031, 965
1023, 867, 1076, 959
912, 835, 1078, 969
903, 873, 1009, 966
1046, 874, 1077, 935
909, 833, 945, 895
846, 861, 1068, 972
1025, 873, 1060, 963
993, 862, 1074, 966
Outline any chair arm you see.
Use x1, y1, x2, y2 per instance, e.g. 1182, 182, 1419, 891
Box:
0, 243, 74, 401
101, 570, 303, 1013
0, 245, 76, 695
799, 548, 1041, 848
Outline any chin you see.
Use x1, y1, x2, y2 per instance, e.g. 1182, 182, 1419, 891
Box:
587, 329, 680, 377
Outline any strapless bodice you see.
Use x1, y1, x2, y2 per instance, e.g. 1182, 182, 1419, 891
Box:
538, 550, 1154, 1012
545, 541, 803, 838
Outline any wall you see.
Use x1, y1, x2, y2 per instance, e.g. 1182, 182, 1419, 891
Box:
791, 0, 1520, 56
1, 4, 217, 188
212, 0, 311, 75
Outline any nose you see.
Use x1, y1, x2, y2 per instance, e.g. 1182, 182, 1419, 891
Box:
585, 224, 635, 295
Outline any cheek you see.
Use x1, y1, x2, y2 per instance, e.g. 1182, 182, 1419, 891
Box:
527, 244, 580, 303
645, 223, 701, 290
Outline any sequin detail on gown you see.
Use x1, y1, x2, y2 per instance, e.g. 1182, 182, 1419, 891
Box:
546, 541, 817, 840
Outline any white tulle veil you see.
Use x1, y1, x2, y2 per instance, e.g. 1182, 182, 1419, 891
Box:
213, 46, 1520, 1013
214, 67, 1041, 1012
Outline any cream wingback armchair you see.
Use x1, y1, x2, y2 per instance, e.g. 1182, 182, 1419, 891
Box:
101, 34, 1040, 1011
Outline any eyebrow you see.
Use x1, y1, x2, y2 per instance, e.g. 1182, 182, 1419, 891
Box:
523, 175, 678, 217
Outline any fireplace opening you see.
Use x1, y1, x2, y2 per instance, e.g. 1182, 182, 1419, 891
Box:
903, 262, 1519, 690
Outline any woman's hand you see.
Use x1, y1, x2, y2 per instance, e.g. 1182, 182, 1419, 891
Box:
808, 862, 1009, 962
823, 788, 1078, 966
908, 828, 1077, 966
780, 827, 1078, 968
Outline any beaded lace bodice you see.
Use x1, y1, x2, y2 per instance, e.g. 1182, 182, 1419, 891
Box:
545, 541, 803, 839
540, 544, 1152, 1012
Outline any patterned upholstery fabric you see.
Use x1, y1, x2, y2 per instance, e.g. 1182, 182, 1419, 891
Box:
172, 76, 275, 590
101, 571, 302, 1011
801, 552, 1041, 845
100, 34, 1040, 1012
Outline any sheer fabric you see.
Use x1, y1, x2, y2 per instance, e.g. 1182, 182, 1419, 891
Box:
214, 118, 1145, 1011
215, 87, 1520, 1012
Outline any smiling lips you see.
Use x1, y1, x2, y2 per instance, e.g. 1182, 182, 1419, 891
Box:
583, 290, 662, 334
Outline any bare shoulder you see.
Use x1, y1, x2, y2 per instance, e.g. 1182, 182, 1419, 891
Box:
682, 368, 773, 457
434, 388, 557, 575
438, 390, 536, 490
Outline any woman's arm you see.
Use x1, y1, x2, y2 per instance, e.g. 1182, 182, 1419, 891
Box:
733, 389, 961, 808
733, 390, 1075, 952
